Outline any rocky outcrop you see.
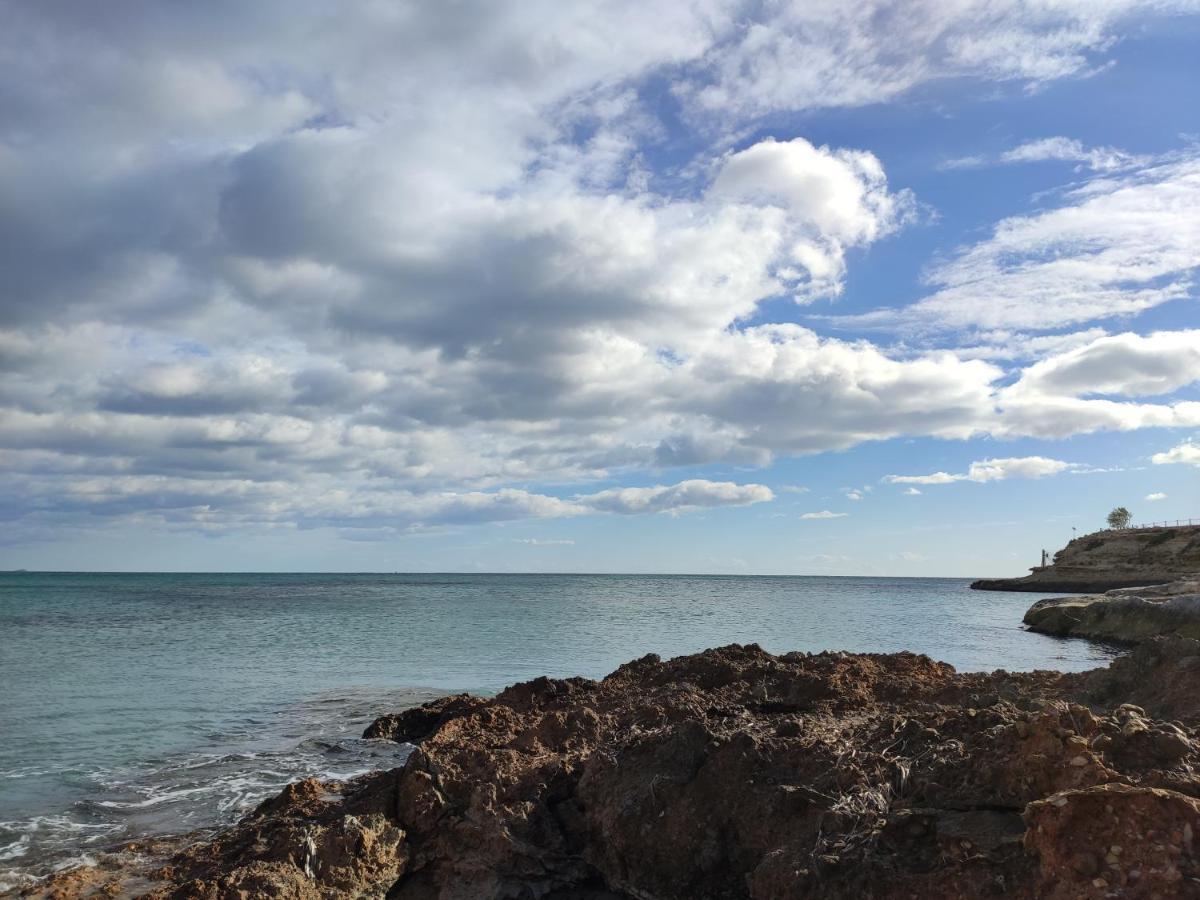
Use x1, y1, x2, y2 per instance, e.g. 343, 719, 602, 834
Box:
1024, 579, 1200, 643
22, 641, 1200, 899
972, 525, 1200, 592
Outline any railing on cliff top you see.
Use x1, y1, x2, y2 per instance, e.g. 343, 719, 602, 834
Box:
1110, 519, 1199, 530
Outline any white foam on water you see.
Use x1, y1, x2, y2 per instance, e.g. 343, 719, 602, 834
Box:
1, 687, 427, 884
0, 833, 30, 861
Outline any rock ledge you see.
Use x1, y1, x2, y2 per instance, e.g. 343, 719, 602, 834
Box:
1024, 579, 1200, 643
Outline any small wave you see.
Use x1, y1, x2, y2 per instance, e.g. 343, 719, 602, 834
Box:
0, 834, 30, 861
0, 868, 41, 893
0, 688, 429, 883
52, 853, 98, 873
0, 817, 117, 837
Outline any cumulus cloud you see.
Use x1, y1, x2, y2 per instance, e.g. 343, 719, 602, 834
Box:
903, 488, 922, 496
1007, 332, 1200, 398
1145, 492, 1167, 501
800, 510, 849, 519
1153, 442, 1200, 467
884, 456, 1076, 485
993, 331, 1200, 438
708, 138, 914, 297
2, 3, 1200, 544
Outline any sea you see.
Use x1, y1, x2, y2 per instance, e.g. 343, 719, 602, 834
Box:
0, 572, 1117, 890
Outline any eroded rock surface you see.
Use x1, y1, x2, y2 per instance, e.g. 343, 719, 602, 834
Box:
1024, 579, 1200, 643
21, 641, 1200, 899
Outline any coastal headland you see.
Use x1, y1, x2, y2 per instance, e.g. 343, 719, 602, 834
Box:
971, 524, 1200, 593
23, 640, 1200, 899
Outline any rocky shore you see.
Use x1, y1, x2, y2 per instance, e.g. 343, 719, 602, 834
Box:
1024, 580, 1200, 644
972, 525, 1200, 593
22, 641, 1200, 899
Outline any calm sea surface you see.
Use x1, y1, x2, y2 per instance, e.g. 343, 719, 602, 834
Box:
0, 572, 1115, 888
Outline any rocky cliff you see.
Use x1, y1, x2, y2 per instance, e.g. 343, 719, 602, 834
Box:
972, 525, 1200, 592
24, 641, 1200, 899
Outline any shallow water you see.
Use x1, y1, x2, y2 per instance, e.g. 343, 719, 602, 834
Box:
0, 572, 1115, 887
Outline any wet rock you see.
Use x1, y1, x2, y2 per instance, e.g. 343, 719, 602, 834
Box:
362, 694, 486, 743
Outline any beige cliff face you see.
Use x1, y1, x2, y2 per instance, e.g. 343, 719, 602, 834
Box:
973, 525, 1200, 592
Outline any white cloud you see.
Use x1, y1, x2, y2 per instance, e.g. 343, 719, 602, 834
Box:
994, 331, 1200, 438
1000, 137, 1142, 172
1145, 492, 1167, 501
2, 3, 1200, 544
686, 1, 1193, 119
581, 480, 773, 515
944, 137, 1143, 172
938, 154, 989, 171
885, 456, 1076, 485
953, 328, 1110, 362
837, 156, 1200, 333
903, 487, 922, 496
800, 510, 849, 519
1153, 442, 1200, 467
1008, 331, 1200, 398
708, 138, 914, 297
513, 538, 576, 546
844, 490, 864, 501
0, 471, 774, 542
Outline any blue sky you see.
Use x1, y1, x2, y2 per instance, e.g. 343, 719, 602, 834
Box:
0, 1, 1197, 574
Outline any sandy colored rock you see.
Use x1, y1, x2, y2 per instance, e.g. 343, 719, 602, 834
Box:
1023, 579, 1200, 643
973, 525, 1200, 592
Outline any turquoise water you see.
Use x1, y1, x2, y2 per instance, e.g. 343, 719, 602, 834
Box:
0, 572, 1114, 888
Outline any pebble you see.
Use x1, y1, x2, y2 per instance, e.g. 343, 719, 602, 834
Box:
1069, 755, 1088, 767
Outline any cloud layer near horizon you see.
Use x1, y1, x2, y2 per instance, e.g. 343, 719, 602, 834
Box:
1, 2, 1199, 544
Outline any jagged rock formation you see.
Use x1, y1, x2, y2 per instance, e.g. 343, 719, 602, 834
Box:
972, 525, 1200, 592
22, 641, 1200, 899
1024, 579, 1200, 643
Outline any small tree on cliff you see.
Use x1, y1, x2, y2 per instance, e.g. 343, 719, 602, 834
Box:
1107, 507, 1132, 530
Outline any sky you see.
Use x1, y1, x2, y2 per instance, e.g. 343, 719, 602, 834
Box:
0, 1, 1198, 575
